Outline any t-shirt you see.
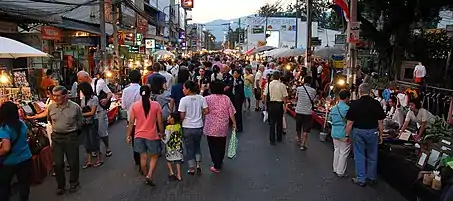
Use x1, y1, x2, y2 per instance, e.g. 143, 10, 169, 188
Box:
147, 72, 167, 87
91, 78, 112, 97
295, 84, 316, 115
0, 121, 32, 165
170, 83, 184, 110
178, 94, 208, 128
131, 100, 162, 140
405, 108, 435, 127
414, 65, 426, 78
254, 71, 263, 88
346, 96, 386, 129
81, 96, 100, 119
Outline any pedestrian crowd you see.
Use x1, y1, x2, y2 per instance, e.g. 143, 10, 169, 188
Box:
0, 53, 392, 201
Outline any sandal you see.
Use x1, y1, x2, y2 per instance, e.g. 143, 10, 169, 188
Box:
196, 167, 202, 174
187, 169, 195, 175
176, 176, 183, 181
106, 150, 113, 157
93, 161, 103, 168
82, 163, 92, 169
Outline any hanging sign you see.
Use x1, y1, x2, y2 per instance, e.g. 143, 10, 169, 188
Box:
347, 21, 361, 44
145, 39, 155, 49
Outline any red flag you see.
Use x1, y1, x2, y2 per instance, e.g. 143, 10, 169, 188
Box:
334, 0, 350, 21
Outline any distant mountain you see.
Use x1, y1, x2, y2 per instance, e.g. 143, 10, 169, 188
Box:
202, 15, 255, 42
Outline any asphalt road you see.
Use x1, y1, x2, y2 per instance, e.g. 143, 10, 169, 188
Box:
27, 110, 407, 201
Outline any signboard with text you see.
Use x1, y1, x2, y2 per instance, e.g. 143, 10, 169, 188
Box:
347, 21, 361, 44
41, 26, 62, 40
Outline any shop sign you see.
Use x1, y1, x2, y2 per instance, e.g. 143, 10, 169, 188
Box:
136, 15, 148, 35
71, 37, 98, 46
252, 26, 264, 34
335, 34, 346, 44
41, 26, 62, 40
145, 39, 155, 49
123, 31, 135, 46
182, 0, 194, 9
347, 21, 361, 44
135, 33, 143, 46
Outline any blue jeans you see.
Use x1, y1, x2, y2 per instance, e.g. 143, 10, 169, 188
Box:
352, 128, 378, 183
182, 127, 203, 168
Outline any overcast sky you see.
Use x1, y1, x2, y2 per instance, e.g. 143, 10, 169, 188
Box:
191, 0, 287, 23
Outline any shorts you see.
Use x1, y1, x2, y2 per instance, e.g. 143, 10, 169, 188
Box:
296, 113, 313, 133
133, 138, 162, 155
254, 88, 262, 100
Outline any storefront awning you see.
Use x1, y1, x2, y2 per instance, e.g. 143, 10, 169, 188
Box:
0, 2, 62, 24
53, 17, 102, 35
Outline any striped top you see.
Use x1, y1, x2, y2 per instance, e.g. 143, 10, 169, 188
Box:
295, 84, 317, 115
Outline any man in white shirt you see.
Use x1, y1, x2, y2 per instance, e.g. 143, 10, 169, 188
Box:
413, 62, 426, 84
254, 65, 265, 111
295, 76, 317, 151
77, 71, 114, 157
158, 63, 174, 92
121, 70, 141, 167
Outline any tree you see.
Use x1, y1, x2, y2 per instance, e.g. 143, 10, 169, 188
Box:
257, 0, 343, 30
357, 0, 453, 80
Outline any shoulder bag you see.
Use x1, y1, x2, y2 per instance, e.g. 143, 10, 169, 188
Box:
94, 78, 112, 110
302, 85, 315, 110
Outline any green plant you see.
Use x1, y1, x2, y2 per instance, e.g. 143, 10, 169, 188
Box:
424, 116, 453, 141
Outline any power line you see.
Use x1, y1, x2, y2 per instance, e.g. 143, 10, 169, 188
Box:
1, 0, 97, 6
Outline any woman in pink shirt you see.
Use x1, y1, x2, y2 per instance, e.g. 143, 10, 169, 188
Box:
126, 86, 164, 186
203, 81, 236, 173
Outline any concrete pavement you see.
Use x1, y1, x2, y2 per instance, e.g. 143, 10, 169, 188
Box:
27, 110, 407, 201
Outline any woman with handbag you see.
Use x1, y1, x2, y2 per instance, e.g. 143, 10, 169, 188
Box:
329, 90, 351, 177
78, 82, 102, 168
0, 101, 32, 201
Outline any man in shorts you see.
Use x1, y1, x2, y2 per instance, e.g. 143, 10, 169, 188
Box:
295, 76, 317, 151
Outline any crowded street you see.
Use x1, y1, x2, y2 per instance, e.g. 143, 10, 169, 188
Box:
27, 111, 406, 201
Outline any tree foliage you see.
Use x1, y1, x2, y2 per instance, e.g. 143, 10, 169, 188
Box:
357, 0, 453, 79
257, 0, 343, 30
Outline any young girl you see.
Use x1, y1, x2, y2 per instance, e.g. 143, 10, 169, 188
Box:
162, 112, 183, 181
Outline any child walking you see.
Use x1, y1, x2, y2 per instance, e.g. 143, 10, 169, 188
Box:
162, 113, 183, 181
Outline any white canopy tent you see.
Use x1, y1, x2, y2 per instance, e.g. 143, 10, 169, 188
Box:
0, 36, 50, 59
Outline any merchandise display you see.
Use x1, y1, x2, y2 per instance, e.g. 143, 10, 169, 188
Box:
13, 71, 30, 87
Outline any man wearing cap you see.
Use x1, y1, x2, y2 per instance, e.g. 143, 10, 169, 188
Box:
263, 71, 288, 145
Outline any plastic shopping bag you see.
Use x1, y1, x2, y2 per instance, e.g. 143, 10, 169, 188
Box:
262, 111, 268, 123
227, 130, 238, 159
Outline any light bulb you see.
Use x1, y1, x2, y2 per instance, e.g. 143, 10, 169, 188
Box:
0, 74, 8, 84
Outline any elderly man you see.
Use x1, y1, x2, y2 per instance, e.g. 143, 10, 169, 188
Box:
263, 71, 288, 145
77, 71, 114, 157
345, 83, 385, 187
47, 86, 83, 194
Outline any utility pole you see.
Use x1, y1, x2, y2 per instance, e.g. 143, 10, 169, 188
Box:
348, 0, 358, 88
305, 0, 313, 73
295, 0, 299, 48
112, 0, 119, 56
99, 0, 107, 73
112, 0, 120, 75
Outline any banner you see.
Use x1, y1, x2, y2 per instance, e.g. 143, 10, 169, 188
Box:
41, 26, 61, 40
347, 21, 361, 44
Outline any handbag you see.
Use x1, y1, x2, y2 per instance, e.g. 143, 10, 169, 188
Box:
227, 130, 238, 159
94, 78, 112, 110
302, 85, 315, 110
